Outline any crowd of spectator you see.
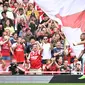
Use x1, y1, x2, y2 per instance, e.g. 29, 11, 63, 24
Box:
0, 0, 83, 75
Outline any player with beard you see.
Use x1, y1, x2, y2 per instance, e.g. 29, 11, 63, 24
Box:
73, 33, 85, 79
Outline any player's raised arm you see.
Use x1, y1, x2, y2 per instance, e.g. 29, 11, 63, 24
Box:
73, 40, 85, 46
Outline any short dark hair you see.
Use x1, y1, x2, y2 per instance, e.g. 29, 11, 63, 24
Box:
3, 4, 8, 7
81, 33, 85, 35
0, 2, 3, 5
43, 13, 47, 17
12, 32, 17, 36
1, 11, 6, 15
29, 36, 36, 41
19, 8, 23, 11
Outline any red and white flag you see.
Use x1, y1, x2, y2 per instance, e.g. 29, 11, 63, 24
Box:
35, 0, 85, 57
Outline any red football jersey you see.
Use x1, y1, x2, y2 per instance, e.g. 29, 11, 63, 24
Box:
29, 51, 42, 69
46, 63, 59, 71
15, 44, 24, 52
0, 37, 3, 52
14, 44, 25, 63
1, 41, 10, 56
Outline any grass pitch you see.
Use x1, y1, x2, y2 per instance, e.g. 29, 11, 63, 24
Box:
0, 83, 85, 85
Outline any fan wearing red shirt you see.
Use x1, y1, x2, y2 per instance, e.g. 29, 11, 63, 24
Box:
0, 48, 6, 70
12, 37, 25, 64
0, 37, 3, 53
0, 36, 12, 61
44, 58, 60, 74
28, 43, 42, 75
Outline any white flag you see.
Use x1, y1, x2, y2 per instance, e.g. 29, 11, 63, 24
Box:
35, 0, 85, 57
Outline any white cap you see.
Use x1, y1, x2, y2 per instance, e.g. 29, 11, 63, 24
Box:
29, 0, 34, 3
76, 61, 81, 65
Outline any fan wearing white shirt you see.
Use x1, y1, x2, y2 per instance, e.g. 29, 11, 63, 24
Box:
41, 36, 52, 64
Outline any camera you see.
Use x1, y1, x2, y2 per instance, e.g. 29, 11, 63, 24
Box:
9, 62, 18, 75
9, 62, 24, 75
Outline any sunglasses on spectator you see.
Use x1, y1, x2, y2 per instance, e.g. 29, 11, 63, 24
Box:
76, 64, 81, 65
